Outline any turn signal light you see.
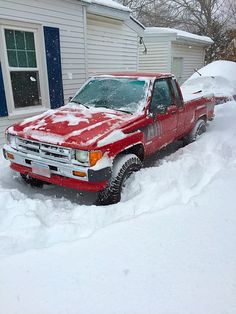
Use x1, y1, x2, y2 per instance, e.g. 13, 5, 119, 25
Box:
73, 170, 86, 177
89, 151, 102, 166
7, 152, 14, 160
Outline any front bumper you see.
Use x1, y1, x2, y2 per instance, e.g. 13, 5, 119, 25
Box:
3, 145, 111, 192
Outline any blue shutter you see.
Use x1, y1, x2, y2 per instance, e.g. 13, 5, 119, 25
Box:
0, 63, 8, 117
44, 26, 64, 109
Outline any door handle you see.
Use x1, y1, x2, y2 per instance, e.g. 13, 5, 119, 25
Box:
171, 111, 177, 115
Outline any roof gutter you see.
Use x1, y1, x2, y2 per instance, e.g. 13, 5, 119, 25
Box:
176, 36, 213, 46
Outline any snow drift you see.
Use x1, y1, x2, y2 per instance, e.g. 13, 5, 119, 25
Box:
0, 101, 236, 255
181, 60, 236, 102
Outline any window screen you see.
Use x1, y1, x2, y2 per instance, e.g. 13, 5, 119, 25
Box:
10, 71, 41, 108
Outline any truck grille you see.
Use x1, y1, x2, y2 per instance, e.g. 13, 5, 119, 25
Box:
16, 137, 71, 163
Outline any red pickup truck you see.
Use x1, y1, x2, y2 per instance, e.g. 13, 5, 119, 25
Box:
3, 73, 215, 205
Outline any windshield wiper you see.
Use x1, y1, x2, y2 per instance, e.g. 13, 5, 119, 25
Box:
94, 105, 109, 109
115, 109, 133, 115
95, 105, 133, 115
70, 100, 89, 109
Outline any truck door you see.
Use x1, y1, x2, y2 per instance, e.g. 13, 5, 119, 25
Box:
149, 78, 178, 149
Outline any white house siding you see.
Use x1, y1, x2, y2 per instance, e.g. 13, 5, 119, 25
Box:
0, 117, 23, 145
87, 14, 139, 76
171, 43, 205, 83
0, 0, 87, 145
138, 38, 171, 73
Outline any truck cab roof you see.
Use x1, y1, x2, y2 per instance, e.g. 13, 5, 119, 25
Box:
95, 73, 173, 79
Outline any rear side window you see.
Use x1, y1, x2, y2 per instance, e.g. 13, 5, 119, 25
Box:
171, 79, 183, 107
150, 79, 173, 113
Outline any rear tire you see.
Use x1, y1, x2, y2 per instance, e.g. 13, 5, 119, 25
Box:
183, 118, 206, 145
20, 173, 44, 188
96, 154, 142, 205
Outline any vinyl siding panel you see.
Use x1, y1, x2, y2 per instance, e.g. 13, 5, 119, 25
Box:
138, 39, 171, 73
87, 14, 139, 76
0, 116, 28, 145
138, 36, 206, 84
171, 43, 205, 83
0, 0, 86, 145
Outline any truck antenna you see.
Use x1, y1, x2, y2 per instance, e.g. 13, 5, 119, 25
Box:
194, 68, 202, 76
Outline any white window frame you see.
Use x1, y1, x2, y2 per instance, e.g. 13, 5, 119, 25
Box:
0, 19, 50, 117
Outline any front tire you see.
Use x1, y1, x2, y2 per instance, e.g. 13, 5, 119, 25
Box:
96, 154, 142, 205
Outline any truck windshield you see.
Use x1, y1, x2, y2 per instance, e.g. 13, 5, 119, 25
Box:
71, 77, 148, 113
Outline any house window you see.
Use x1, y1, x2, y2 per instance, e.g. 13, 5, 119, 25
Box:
0, 21, 49, 115
4, 29, 41, 108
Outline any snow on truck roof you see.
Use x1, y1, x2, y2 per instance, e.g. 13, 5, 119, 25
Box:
145, 27, 213, 45
97, 73, 173, 78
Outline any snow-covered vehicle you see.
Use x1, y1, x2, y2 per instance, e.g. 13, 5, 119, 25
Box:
181, 60, 236, 104
3, 73, 215, 205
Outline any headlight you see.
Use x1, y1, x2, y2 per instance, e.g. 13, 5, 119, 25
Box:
73, 149, 103, 166
75, 150, 89, 163
6, 133, 17, 149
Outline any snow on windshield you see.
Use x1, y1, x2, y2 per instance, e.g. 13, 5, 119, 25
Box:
71, 77, 149, 113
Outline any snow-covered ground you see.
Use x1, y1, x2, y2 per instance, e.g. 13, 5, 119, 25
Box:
0, 101, 236, 313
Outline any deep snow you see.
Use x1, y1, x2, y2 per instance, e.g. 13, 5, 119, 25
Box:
0, 101, 236, 314
181, 60, 236, 101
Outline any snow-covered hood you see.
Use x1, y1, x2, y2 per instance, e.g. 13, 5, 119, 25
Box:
8, 105, 141, 148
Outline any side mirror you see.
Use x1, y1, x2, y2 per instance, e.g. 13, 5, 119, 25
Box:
157, 104, 167, 114
149, 103, 166, 119
149, 104, 158, 120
